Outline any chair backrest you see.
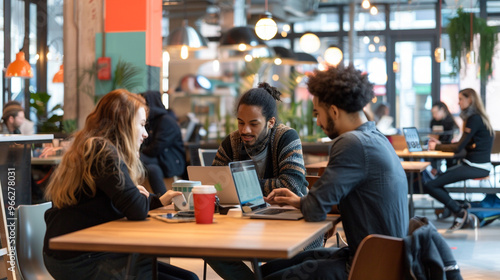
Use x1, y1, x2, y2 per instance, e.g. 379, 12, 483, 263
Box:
387, 134, 407, 151
198, 149, 218, 166
348, 234, 404, 280
492, 131, 500, 154
306, 175, 320, 189
15, 202, 54, 280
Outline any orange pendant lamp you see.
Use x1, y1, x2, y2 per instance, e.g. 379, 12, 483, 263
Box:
52, 64, 64, 83
6, 51, 33, 78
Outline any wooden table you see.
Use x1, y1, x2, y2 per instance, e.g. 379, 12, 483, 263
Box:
395, 150, 455, 159
305, 160, 431, 217
50, 212, 333, 279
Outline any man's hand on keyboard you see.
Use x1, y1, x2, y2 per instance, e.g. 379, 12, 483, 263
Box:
265, 188, 300, 209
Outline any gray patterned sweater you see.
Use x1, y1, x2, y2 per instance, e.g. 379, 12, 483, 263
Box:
212, 124, 308, 196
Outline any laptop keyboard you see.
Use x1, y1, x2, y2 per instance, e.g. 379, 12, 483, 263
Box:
255, 208, 293, 215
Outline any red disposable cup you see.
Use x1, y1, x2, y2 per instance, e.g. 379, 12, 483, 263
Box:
192, 185, 217, 224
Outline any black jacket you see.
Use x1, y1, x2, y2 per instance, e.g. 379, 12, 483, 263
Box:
141, 91, 186, 177
404, 216, 463, 280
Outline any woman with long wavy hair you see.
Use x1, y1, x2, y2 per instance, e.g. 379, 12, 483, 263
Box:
43, 89, 198, 280
426, 88, 494, 231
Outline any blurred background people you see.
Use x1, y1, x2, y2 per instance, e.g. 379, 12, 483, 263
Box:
140, 90, 186, 194
1, 101, 34, 134
426, 88, 494, 231
430, 101, 459, 144
374, 103, 397, 135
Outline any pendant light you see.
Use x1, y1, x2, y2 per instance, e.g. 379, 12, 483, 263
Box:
6, 51, 33, 78
324, 45, 343, 66
434, 0, 446, 63
52, 64, 64, 83
165, 0, 208, 59
255, 0, 277, 41
6, 0, 32, 78
299, 32, 320, 54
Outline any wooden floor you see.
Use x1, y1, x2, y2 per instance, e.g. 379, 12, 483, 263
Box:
166, 192, 500, 279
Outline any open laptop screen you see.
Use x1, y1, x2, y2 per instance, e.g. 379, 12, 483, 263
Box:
229, 161, 266, 210
402, 127, 423, 152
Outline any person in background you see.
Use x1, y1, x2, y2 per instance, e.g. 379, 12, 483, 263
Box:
427, 101, 459, 177
430, 101, 458, 144
426, 88, 494, 231
140, 90, 186, 194
1, 101, 27, 134
207, 82, 309, 280
260, 64, 409, 279
373, 103, 398, 135
43, 89, 198, 280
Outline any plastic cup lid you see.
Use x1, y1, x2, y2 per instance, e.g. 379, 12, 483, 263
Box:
192, 185, 217, 194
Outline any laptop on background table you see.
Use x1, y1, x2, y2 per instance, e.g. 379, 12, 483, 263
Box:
402, 127, 423, 152
229, 160, 303, 220
187, 166, 240, 205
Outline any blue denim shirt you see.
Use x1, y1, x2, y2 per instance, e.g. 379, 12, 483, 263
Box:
301, 121, 409, 254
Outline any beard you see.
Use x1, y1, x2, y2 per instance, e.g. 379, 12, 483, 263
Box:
242, 126, 270, 155
323, 115, 339, 140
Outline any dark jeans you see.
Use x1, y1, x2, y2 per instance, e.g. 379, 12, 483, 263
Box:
206, 235, 324, 280
141, 153, 166, 194
424, 163, 490, 214
261, 247, 350, 280
44, 252, 198, 280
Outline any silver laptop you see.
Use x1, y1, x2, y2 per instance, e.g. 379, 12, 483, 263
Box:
187, 166, 240, 205
229, 160, 303, 220
402, 127, 423, 152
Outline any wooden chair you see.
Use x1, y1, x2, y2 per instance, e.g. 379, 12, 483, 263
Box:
348, 234, 404, 280
305, 175, 321, 188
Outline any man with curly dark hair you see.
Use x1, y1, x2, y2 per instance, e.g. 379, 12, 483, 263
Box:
261, 64, 409, 279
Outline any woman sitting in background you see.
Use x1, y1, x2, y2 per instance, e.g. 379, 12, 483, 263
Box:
426, 88, 494, 231
43, 89, 198, 280
430, 101, 458, 144
428, 101, 459, 176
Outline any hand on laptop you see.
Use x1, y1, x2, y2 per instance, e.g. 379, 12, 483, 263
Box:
265, 188, 301, 209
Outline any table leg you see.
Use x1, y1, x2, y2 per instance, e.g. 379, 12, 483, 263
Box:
152, 257, 158, 280
125, 253, 139, 280
251, 259, 263, 280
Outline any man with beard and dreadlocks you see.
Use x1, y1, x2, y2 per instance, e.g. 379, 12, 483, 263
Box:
212, 82, 308, 197
206, 82, 309, 280
259, 64, 409, 280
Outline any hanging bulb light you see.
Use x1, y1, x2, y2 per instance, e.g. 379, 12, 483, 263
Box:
255, 14, 277, 40
434, 0, 446, 63
324, 46, 343, 66
362, 0, 370, 9
299, 32, 320, 53
180, 45, 189, 60
255, 0, 277, 40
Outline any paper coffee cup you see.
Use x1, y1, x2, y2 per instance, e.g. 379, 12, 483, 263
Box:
192, 185, 217, 224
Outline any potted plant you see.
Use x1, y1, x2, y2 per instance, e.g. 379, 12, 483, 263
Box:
446, 7, 498, 81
